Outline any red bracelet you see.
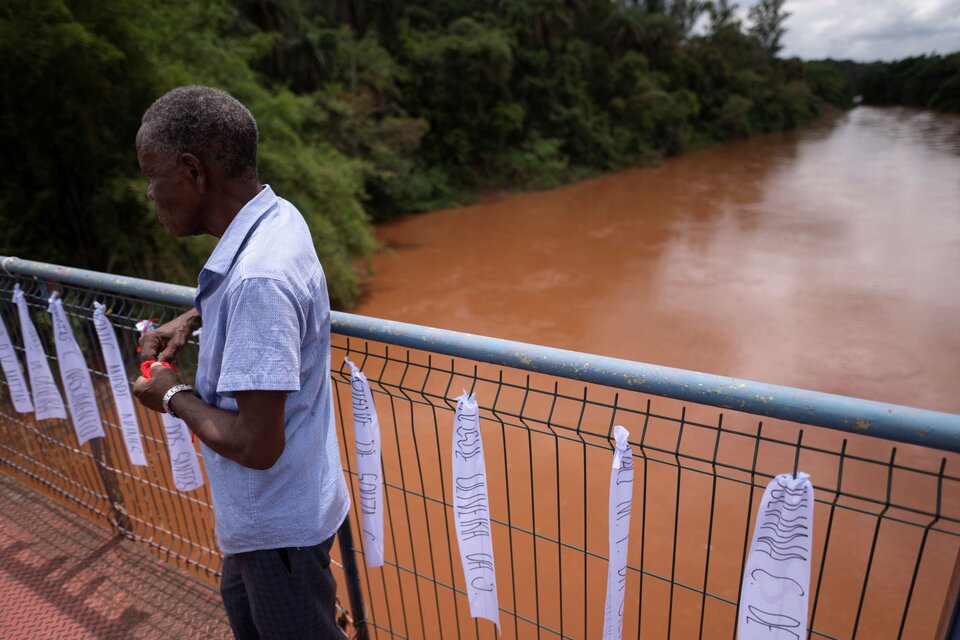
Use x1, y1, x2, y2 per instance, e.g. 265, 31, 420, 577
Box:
140, 360, 175, 379
140, 359, 194, 443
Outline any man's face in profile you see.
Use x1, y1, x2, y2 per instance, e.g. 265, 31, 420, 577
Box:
136, 133, 203, 237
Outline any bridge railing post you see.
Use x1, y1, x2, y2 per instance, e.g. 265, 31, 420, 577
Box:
337, 515, 369, 640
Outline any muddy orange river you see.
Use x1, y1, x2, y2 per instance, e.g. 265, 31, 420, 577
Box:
340, 106, 960, 639
357, 106, 960, 415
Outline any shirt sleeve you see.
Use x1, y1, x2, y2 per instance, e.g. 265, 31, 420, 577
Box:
216, 277, 303, 395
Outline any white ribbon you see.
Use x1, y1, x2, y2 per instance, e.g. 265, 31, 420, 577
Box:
452, 392, 500, 632
47, 293, 105, 445
12, 285, 66, 421
136, 320, 204, 491
602, 426, 634, 640
160, 410, 204, 491
738, 472, 814, 640
345, 358, 384, 567
0, 312, 33, 413
93, 303, 146, 466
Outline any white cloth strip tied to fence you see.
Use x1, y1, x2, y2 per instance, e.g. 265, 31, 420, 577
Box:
738, 472, 814, 640
0, 312, 33, 413
136, 320, 204, 491
93, 303, 146, 466
12, 285, 66, 421
452, 391, 500, 632
47, 293, 105, 445
603, 425, 634, 640
345, 358, 384, 567
159, 409, 204, 491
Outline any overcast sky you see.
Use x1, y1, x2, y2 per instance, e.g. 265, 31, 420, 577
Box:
744, 0, 960, 61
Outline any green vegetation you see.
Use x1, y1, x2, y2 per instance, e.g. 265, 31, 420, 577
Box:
859, 54, 960, 112
806, 54, 960, 113
0, 0, 887, 308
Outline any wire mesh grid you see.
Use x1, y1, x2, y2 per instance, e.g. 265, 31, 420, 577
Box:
330, 337, 960, 640
0, 272, 957, 639
0, 275, 222, 579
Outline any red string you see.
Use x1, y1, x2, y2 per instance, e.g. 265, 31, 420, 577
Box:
140, 360, 175, 379
141, 360, 195, 443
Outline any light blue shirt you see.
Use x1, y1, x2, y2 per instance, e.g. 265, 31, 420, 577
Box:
193, 185, 349, 554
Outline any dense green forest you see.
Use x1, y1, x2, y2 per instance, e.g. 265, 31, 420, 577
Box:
858, 54, 960, 112
0, 1, 953, 308
805, 54, 960, 113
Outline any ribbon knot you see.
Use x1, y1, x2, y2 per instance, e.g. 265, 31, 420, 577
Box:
612, 425, 630, 469
140, 359, 175, 379
344, 357, 360, 375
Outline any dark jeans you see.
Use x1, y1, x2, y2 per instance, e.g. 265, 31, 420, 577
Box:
220, 535, 341, 639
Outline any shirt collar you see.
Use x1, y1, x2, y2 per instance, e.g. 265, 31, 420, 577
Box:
200, 185, 277, 277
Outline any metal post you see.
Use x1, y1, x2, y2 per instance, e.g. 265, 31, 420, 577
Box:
937, 547, 960, 639
337, 515, 369, 640
950, 598, 960, 640
88, 437, 133, 535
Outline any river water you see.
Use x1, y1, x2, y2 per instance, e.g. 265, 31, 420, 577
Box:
345, 107, 960, 639
357, 106, 960, 414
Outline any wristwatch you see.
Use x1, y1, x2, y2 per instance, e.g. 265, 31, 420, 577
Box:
162, 384, 195, 419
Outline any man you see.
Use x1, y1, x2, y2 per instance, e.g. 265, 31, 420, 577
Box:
132, 85, 350, 639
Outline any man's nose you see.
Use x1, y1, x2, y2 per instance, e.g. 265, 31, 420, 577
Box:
146, 183, 154, 201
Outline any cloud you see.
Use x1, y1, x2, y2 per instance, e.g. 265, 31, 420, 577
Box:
777, 0, 960, 61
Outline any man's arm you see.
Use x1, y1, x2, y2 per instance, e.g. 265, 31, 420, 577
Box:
134, 364, 285, 470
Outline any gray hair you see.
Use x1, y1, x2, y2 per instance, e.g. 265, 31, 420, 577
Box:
138, 86, 259, 180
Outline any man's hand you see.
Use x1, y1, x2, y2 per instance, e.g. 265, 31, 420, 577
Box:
133, 362, 183, 413
140, 308, 202, 363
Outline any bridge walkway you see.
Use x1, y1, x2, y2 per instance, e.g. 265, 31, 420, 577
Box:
0, 472, 231, 639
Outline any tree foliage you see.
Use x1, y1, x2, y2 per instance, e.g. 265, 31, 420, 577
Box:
859, 54, 960, 112
805, 54, 960, 113
747, 0, 789, 57
0, 0, 375, 306
0, 0, 865, 308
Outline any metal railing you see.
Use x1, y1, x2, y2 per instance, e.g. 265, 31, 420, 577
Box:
0, 256, 958, 640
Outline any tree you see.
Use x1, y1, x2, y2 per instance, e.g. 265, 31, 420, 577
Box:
669, 0, 707, 40
853, 53, 960, 112
707, 0, 739, 33
747, 0, 789, 57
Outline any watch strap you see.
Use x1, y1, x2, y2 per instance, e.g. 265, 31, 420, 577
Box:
162, 384, 194, 419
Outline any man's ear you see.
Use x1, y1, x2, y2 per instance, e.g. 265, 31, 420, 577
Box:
178, 153, 206, 193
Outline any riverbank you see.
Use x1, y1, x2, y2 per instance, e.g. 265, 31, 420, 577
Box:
451, 102, 848, 211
